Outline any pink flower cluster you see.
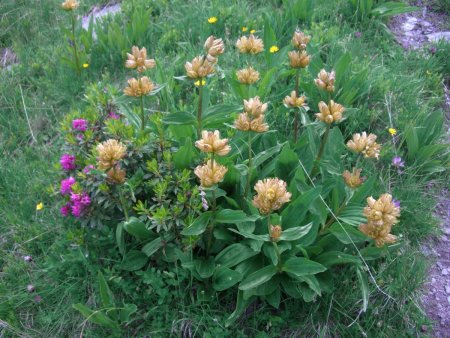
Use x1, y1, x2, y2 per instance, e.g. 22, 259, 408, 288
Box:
72, 119, 88, 132
61, 177, 76, 195
60, 154, 76, 171
61, 192, 91, 218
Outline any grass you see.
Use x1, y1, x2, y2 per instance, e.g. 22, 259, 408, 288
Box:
0, 0, 448, 336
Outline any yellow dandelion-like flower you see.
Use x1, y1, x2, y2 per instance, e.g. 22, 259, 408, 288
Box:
195, 130, 231, 156
252, 178, 291, 214
194, 79, 206, 87
82, 63, 89, 68
36, 202, 44, 211
388, 128, 397, 136
208, 16, 218, 24
250, 29, 256, 34
242, 26, 248, 32
269, 45, 279, 53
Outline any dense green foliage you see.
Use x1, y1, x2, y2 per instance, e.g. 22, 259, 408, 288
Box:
0, 0, 448, 337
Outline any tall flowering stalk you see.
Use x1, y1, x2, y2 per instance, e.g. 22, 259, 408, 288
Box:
194, 130, 230, 255
124, 46, 156, 131
61, 0, 81, 76
185, 36, 224, 138
309, 70, 343, 178
234, 97, 269, 197
286, 30, 311, 142
235, 34, 264, 98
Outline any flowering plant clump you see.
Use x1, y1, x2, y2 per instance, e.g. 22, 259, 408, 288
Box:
57, 25, 406, 329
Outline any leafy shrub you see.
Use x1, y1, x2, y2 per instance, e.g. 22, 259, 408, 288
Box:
53, 4, 438, 334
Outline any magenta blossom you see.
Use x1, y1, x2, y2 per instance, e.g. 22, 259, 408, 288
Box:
354, 31, 362, 38
108, 111, 120, 119
60, 203, 71, 216
392, 156, 405, 168
60, 154, 76, 171
60, 177, 76, 195
83, 165, 95, 174
72, 119, 88, 132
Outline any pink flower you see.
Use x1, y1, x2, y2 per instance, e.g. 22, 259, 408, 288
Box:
71, 203, 83, 217
108, 111, 120, 119
27, 284, 35, 293
60, 154, 76, 171
72, 119, 88, 132
60, 177, 76, 195
83, 165, 95, 174
60, 203, 71, 216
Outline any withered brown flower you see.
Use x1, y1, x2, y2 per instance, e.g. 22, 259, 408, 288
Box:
346, 132, 381, 159
252, 178, 291, 214
292, 30, 310, 50
97, 139, 127, 170
123, 77, 155, 97
195, 130, 231, 156
236, 66, 260, 84
235, 34, 264, 54
194, 160, 228, 187
270, 225, 282, 242
283, 91, 308, 108
342, 168, 364, 189
125, 46, 156, 73
185, 56, 215, 79
316, 100, 344, 124
288, 51, 311, 68
243, 96, 268, 118
315, 69, 336, 92
61, 0, 79, 10
107, 166, 126, 184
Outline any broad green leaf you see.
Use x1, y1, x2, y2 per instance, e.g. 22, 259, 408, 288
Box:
281, 278, 303, 299
215, 209, 259, 224
119, 304, 137, 323
173, 139, 197, 169
141, 237, 163, 257
162, 112, 196, 125
181, 212, 212, 236
252, 143, 285, 167
123, 217, 154, 241
228, 228, 270, 242
329, 223, 368, 244
216, 243, 259, 268
263, 243, 279, 266
281, 188, 322, 228
282, 257, 326, 277
275, 144, 299, 181
120, 250, 148, 271
116, 222, 125, 256
194, 257, 216, 279
239, 265, 278, 291
315, 251, 361, 267
266, 288, 281, 309
356, 267, 369, 312
405, 126, 419, 159
225, 291, 253, 327
297, 274, 321, 296
97, 271, 114, 310
337, 205, 367, 226
349, 176, 376, 204
279, 222, 313, 241
213, 266, 243, 291
72, 303, 119, 329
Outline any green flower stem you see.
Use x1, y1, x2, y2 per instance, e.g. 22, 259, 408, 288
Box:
70, 12, 81, 76
244, 131, 253, 198
272, 242, 282, 271
140, 92, 145, 131
294, 69, 300, 143
196, 79, 204, 139
206, 154, 217, 256
118, 188, 129, 221
310, 124, 331, 178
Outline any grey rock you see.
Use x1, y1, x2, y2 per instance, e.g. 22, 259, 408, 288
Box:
442, 269, 449, 276
446, 285, 450, 294
427, 31, 450, 43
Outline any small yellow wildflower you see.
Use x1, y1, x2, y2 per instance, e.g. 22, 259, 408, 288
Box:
36, 202, 44, 211
208, 16, 218, 24
194, 79, 206, 87
388, 128, 397, 136
250, 29, 256, 34
242, 26, 248, 32
83, 63, 89, 68
269, 45, 279, 53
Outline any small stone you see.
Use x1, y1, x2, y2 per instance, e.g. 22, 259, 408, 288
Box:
443, 228, 450, 235
421, 325, 427, 332
442, 269, 449, 276
427, 31, 450, 43
445, 285, 450, 294
448, 296, 450, 304
437, 262, 443, 268
432, 278, 436, 283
